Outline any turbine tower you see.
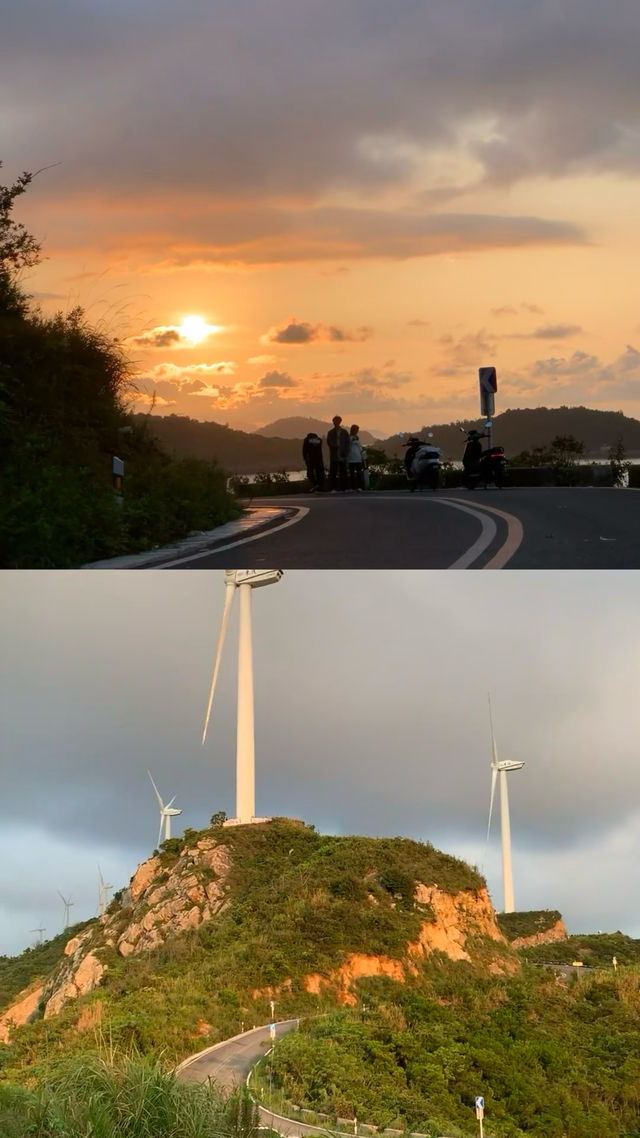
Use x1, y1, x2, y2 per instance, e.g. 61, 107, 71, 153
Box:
202, 569, 283, 825
31, 924, 46, 945
486, 697, 524, 914
97, 865, 113, 916
57, 891, 74, 929
148, 770, 183, 846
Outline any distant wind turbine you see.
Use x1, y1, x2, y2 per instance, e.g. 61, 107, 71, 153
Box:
57, 891, 74, 929
148, 770, 183, 847
31, 924, 46, 945
97, 865, 113, 916
202, 570, 283, 825
486, 696, 524, 914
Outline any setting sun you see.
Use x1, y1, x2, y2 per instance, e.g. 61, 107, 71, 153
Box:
179, 315, 218, 344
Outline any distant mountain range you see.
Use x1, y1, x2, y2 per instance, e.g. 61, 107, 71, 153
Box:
134, 406, 640, 474
255, 417, 377, 445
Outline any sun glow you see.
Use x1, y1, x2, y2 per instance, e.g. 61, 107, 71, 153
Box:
179, 315, 219, 344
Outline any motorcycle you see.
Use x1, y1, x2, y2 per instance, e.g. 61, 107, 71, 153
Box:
461, 429, 507, 489
404, 435, 442, 491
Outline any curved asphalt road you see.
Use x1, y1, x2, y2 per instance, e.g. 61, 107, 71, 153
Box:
152, 487, 640, 570
177, 1020, 332, 1137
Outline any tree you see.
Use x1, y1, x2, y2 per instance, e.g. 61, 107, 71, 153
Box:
609, 436, 630, 487
0, 163, 44, 315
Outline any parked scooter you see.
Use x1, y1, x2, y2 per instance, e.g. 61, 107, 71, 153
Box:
461, 429, 507, 489
404, 434, 442, 491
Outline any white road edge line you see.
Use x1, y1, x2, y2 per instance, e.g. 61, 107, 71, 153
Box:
157, 508, 310, 568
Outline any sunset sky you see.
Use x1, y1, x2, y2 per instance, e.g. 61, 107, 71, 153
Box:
6, 0, 640, 433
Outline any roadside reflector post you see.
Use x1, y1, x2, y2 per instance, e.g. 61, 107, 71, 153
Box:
475, 1095, 485, 1138
112, 456, 124, 499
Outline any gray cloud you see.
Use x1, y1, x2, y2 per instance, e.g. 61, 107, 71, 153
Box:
262, 320, 373, 344
8, 0, 640, 208
3, 571, 640, 954
259, 370, 296, 388
506, 323, 584, 341
130, 328, 181, 348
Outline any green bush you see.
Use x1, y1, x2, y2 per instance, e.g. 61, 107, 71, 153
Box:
0, 1053, 230, 1138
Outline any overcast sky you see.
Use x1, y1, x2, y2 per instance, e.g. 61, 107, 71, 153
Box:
5, 0, 640, 431
2, 569, 639, 957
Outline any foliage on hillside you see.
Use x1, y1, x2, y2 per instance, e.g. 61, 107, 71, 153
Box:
0, 164, 239, 567
383, 407, 640, 462
268, 964, 640, 1138
0, 1051, 256, 1138
496, 910, 562, 942
0, 923, 90, 1014
521, 931, 640, 967
0, 821, 487, 1084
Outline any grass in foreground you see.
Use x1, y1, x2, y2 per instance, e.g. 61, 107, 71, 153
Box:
0, 1051, 258, 1138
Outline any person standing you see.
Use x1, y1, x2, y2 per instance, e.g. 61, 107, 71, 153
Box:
347, 424, 366, 491
302, 432, 325, 492
327, 415, 349, 491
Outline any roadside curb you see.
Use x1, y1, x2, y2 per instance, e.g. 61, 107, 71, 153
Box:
81, 507, 294, 569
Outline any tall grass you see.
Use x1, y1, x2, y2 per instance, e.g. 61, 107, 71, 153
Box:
0, 1052, 255, 1138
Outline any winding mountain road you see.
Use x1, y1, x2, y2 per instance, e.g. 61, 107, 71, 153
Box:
150, 488, 640, 570
176, 1020, 336, 1136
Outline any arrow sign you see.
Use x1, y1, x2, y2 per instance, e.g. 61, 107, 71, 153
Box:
479, 368, 497, 393
479, 368, 496, 418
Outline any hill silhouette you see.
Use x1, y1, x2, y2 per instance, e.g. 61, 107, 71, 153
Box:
384, 406, 640, 462
135, 406, 640, 475
256, 417, 377, 445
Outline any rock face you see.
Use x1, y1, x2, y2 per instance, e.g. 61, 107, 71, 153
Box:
295, 885, 513, 1004
37, 837, 232, 1022
410, 884, 505, 961
511, 918, 569, 950
0, 983, 45, 1043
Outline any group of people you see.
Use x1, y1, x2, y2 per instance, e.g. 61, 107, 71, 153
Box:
303, 415, 367, 492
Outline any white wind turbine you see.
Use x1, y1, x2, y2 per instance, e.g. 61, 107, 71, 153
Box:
486, 696, 524, 914
148, 770, 183, 846
97, 865, 113, 916
31, 924, 46, 945
57, 891, 74, 929
202, 569, 283, 825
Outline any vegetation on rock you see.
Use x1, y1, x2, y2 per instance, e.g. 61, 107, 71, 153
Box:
496, 910, 563, 942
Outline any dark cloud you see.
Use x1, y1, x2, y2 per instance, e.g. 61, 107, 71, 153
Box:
263, 319, 373, 344
130, 327, 181, 348
259, 370, 296, 388
8, 0, 640, 210
530, 324, 583, 340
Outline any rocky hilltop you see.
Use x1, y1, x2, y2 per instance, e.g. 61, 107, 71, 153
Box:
0, 820, 569, 1075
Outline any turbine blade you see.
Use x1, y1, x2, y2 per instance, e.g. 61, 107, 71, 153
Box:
202, 578, 236, 745
157, 817, 164, 848
147, 770, 165, 809
165, 796, 176, 809
487, 768, 497, 840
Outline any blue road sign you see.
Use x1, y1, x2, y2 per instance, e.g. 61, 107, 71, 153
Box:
475, 1097, 484, 1110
